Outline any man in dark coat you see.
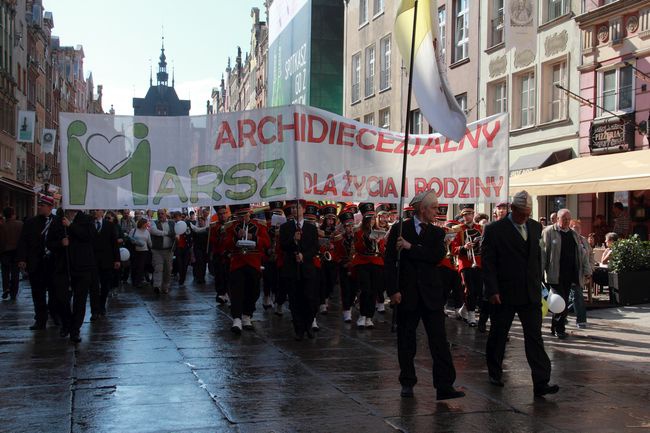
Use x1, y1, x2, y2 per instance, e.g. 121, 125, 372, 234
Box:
16, 194, 57, 330
47, 209, 96, 343
385, 191, 464, 401
482, 190, 559, 397
90, 209, 120, 320
279, 200, 319, 340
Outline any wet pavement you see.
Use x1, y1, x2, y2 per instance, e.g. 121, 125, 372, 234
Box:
1, 274, 650, 433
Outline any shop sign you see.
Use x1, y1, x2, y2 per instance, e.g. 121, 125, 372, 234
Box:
589, 115, 635, 154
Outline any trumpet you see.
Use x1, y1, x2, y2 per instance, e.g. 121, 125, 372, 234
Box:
465, 230, 479, 268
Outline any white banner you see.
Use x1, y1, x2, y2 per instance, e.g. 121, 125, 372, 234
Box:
17, 110, 36, 143
42, 128, 56, 154
60, 106, 508, 209
505, 0, 537, 66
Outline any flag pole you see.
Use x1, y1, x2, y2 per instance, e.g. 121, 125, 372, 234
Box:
392, 0, 419, 333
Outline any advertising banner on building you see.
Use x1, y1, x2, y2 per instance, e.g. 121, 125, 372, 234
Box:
59, 107, 508, 209
17, 111, 36, 143
267, 0, 312, 107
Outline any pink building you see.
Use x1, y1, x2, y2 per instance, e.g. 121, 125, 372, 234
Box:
576, 0, 650, 240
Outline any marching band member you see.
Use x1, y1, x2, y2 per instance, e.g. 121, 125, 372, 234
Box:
388, 203, 399, 225
262, 201, 284, 310
352, 203, 385, 329
224, 204, 270, 334
451, 207, 483, 327
303, 202, 322, 331
209, 206, 231, 305
318, 204, 339, 315
280, 200, 320, 340
374, 204, 391, 313
334, 208, 357, 323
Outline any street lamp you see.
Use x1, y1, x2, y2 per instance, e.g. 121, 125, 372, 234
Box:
37, 165, 52, 194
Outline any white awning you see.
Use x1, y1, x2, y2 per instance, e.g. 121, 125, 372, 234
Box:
509, 150, 650, 196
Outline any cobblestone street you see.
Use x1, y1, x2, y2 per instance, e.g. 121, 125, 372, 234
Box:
1, 277, 649, 433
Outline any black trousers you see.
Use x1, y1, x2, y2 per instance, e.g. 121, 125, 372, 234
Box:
356, 263, 383, 317
262, 260, 278, 298
396, 305, 456, 389
287, 275, 318, 334
53, 271, 91, 334
212, 254, 229, 296
1, 250, 20, 297
131, 250, 148, 286
193, 247, 208, 283
276, 274, 289, 306
229, 266, 260, 319
550, 280, 572, 334
486, 302, 551, 387
441, 266, 462, 309
175, 247, 191, 285
339, 264, 356, 310
90, 268, 113, 315
29, 259, 55, 325
461, 267, 483, 312
319, 260, 338, 304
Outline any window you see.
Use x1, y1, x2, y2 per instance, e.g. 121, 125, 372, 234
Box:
455, 93, 468, 114
453, 0, 469, 62
379, 107, 390, 129
516, 71, 536, 128
549, 62, 567, 121
359, 0, 368, 26
364, 113, 375, 126
546, 0, 569, 22
600, 65, 633, 115
365, 44, 375, 97
373, 0, 384, 16
409, 109, 423, 134
488, 81, 507, 115
380, 35, 391, 91
351, 53, 361, 103
438, 7, 447, 63
490, 0, 504, 47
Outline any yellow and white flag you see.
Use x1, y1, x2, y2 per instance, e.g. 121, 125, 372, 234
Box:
394, 0, 466, 142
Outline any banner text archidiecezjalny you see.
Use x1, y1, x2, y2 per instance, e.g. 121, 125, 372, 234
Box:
60, 106, 508, 209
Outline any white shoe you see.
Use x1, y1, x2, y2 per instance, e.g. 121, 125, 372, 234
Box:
468, 314, 477, 327
343, 310, 352, 323
242, 315, 254, 330
458, 304, 469, 321
376, 302, 386, 313
263, 296, 273, 309
356, 316, 366, 328
365, 317, 375, 328
274, 303, 283, 316
311, 318, 319, 331
231, 318, 242, 334
319, 304, 328, 314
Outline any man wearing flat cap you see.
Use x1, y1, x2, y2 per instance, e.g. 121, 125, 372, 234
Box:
384, 190, 465, 400
481, 190, 559, 397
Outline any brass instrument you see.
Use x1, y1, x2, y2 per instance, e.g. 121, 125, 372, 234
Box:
465, 229, 480, 268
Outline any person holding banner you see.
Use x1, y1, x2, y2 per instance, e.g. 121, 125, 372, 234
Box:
279, 200, 319, 341
482, 190, 558, 397
149, 210, 176, 294
384, 191, 464, 401
224, 204, 270, 334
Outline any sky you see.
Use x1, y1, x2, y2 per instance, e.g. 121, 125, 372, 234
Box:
49, 0, 267, 116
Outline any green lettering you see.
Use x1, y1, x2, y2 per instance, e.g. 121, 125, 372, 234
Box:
67, 121, 151, 206
189, 165, 223, 203
153, 167, 189, 205
258, 159, 287, 198
224, 163, 257, 201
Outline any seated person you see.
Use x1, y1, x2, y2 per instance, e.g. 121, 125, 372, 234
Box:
592, 232, 618, 286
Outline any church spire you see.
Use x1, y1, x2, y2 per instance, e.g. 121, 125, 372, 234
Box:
156, 35, 169, 86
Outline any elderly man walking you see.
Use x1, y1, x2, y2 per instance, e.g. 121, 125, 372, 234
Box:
385, 190, 465, 401
482, 191, 558, 397
541, 209, 591, 339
